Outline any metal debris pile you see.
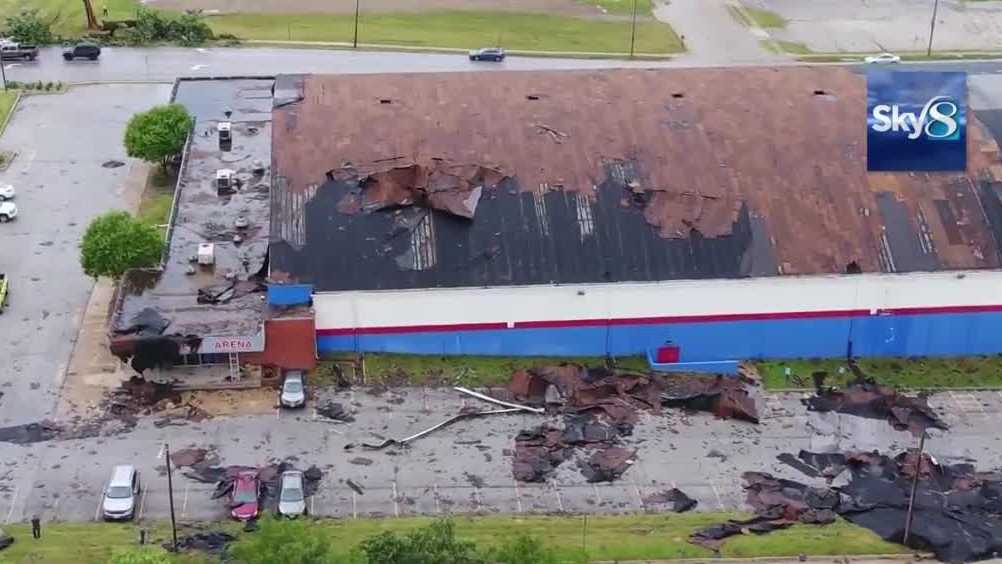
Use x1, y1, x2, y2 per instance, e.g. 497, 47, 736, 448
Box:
170, 531, 235, 553
804, 369, 948, 434
334, 160, 509, 219
315, 401, 355, 423
509, 364, 759, 483
694, 449, 1002, 562
176, 455, 323, 511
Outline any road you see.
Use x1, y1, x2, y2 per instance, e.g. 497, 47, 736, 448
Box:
4, 46, 1002, 86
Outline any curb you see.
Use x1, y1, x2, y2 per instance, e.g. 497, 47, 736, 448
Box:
0, 90, 22, 139
239, 39, 676, 60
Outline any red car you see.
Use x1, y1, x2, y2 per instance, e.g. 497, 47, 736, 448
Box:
229, 470, 260, 521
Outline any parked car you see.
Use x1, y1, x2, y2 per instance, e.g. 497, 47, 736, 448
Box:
469, 47, 505, 62
102, 465, 140, 521
280, 370, 306, 408
278, 470, 306, 517
864, 52, 901, 64
229, 470, 260, 521
63, 43, 101, 61
0, 43, 38, 61
0, 184, 14, 201
0, 202, 17, 223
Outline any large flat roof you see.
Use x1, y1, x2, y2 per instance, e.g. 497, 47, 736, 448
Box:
112, 78, 274, 338
269, 68, 1002, 293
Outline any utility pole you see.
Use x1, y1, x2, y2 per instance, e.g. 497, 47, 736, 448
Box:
161, 443, 179, 552
353, 0, 360, 48
903, 431, 927, 546
926, 0, 940, 57
629, 0, 638, 58
1, 61, 7, 92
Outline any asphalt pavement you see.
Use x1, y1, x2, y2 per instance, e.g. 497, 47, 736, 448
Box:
4, 46, 1002, 87
0, 84, 171, 427
0, 387, 1000, 525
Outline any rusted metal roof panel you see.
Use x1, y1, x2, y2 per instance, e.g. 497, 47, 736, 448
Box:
270, 68, 1002, 292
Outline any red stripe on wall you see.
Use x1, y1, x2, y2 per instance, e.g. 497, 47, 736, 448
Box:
315, 304, 1002, 336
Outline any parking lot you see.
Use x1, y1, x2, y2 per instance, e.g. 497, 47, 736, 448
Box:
0, 84, 170, 427
2, 387, 1001, 525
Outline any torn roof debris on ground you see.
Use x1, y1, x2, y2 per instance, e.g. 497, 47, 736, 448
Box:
109, 79, 275, 371
269, 68, 1002, 292
696, 449, 1002, 563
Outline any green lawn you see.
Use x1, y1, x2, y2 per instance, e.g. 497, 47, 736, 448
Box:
0, 0, 140, 38
208, 10, 682, 54
728, 4, 786, 28
0, 514, 903, 563
354, 353, 649, 387
576, 0, 654, 16
761, 39, 811, 54
0, 91, 17, 131
757, 356, 1002, 390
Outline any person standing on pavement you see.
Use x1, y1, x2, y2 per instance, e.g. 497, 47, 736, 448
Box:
30, 515, 40, 539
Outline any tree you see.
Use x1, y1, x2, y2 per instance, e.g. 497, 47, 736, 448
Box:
80, 211, 164, 279
82, 0, 99, 30
486, 534, 560, 564
228, 516, 337, 564
359, 520, 483, 564
109, 549, 171, 564
5, 11, 53, 45
123, 104, 193, 171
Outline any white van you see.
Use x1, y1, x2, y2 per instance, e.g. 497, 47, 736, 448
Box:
102, 465, 140, 521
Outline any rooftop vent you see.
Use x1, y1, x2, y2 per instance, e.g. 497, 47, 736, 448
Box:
218, 121, 232, 142
379, 98, 392, 104
526, 94, 540, 101
671, 93, 684, 99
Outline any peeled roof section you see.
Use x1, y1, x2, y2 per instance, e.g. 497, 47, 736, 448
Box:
270, 68, 1002, 292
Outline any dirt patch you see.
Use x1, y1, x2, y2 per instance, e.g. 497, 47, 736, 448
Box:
144, 0, 614, 17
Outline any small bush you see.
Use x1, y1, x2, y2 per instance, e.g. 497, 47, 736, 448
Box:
6, 81, 21, 90
5, 10, 53, 45
44, 81, 53, 91
34, 80, 43, 90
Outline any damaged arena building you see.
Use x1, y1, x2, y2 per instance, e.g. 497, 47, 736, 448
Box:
109, 67, 1002, 377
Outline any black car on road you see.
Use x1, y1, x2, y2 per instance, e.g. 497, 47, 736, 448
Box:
63, 43, 101, 61
469, 47, 505, 62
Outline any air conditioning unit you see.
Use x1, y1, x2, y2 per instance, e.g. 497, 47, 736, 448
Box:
197, 243, 215, 266
216, 169, 234, 191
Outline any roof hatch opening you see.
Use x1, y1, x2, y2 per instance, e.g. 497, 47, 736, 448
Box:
379, 98, 392, 104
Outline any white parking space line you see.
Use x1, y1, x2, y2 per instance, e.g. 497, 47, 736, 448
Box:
633, 483, 646, 511
351, 490, 358, 519
433, 484, 441, 514
392, 481, 400, 517
138, 483, 148, 521
710, 482, 726, 511
181, 483, 190, 518
94, 493, 103, 522
551, 482, 564, 513
4, 485, 18, 524
513, 481, 523, 513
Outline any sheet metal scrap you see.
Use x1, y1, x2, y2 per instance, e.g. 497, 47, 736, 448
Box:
697, 450, 1002, 562
661, 374, 760, 423
690, 472, 837, 550
335, 160, 508, 219
171, 531, 235, 553
803, 378, 947, 435
362, 407, 523, 450
643, 488, 698, 513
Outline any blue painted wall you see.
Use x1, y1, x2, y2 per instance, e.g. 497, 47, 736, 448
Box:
316, 311, 1002, 359
267, 284, 313, 306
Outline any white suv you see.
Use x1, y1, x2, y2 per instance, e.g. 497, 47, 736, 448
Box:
0, 202, 16, 223
102, 465, 140, 520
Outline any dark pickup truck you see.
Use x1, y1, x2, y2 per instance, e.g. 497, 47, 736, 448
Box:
0, 43, 39, 61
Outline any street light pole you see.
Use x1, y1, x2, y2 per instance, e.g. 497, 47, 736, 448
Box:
0, 61, 6, 91
164, 443, 178, 552
926, 0, 940, 57
629, 0, 638, 58
353, 0, 360, 48
903, 431, 927, 546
